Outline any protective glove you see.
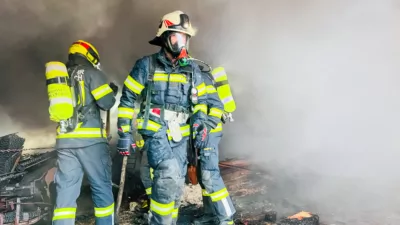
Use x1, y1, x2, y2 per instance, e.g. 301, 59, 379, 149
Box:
109, 82, 119, 96
117, 137, 136, 156
192, 121, 211, 149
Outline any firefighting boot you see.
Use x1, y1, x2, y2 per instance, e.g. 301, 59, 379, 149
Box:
218, 218, 234, 225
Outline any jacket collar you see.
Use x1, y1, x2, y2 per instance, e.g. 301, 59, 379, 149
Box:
155, 48, 194, 72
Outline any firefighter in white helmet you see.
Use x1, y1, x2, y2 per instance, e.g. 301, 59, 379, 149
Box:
116, 11, 213, 225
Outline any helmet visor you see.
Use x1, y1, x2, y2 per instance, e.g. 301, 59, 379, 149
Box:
167, 32, 189, 53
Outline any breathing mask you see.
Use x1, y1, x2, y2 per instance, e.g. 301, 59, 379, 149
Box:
164, 31, 190, 66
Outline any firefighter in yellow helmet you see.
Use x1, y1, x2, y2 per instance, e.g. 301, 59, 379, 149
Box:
117, 10, 213, 225
50, 40, 118, 225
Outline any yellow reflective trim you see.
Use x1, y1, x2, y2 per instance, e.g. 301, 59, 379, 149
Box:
146, 187, 152, 195
170, 74, 187, 83
79, 80, 86, 106
91, 84, 113, 100
206, 85, 217, 94
180, 125, 190, 137
202, 189, 211, 197
150, 167, 154, 180
124, 75, 144, 95
210, 123, 223, 133
136, 139, 145, 148
212, 67, 236, 113
118, 107, 135, 119
172, 208, 179, 218
150, 199, 175, 216
121, 125, 130, 133
137, 119, 162, 132
56, 129, 107, 139
94, 203, 115, 218
153, 73, 168, 81
153, 73, 187, 83
193, 104, 207, 114
209, 108, 224, 119
56, 123, 107, 139
45, 61, 68, 79
196, 82, 206, 96
167, 125, 190, 140
56, 130, 107, 138
227, 221, 234, 224
209, 188, 229, 202
47, 62, 74, 122
52, 207, 76, 221
211, 67, 228, 82
54, 208, 77, 213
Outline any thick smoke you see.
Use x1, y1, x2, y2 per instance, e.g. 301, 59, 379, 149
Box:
1, 0, 400, 224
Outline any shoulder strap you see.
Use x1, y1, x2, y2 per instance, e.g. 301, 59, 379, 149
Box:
68, 66, 82, 108
142, 54, 158, 129
204, 71, 217, 86
69, 66, 95, 121
147, 54, 157, 81
191, 58, 216, 85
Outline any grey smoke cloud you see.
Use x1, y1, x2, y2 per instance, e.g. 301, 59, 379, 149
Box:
1, 0, 400, 224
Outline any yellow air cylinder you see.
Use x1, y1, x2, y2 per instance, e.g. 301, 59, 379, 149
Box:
211, 67, 236, 113
45, 61, 74, 122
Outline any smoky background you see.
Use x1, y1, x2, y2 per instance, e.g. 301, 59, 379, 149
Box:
1, 0, 400, 224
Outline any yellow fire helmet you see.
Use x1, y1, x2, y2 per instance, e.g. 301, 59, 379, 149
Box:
149, 10, 197, 46
68, 40, 101, 69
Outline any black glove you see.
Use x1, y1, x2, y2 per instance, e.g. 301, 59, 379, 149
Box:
109, 82, 119, 95
192, 121, 211, 149
117, 136, 135, 156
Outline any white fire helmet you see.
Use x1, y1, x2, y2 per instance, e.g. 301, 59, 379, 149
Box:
149, 10, 197, 46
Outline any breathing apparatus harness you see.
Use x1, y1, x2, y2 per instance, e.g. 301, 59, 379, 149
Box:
57, 65, 101, 137
140, 54, 199, 132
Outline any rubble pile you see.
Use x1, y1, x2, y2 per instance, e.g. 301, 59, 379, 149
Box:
0, 133, 57, 225
0, 133, 24, 181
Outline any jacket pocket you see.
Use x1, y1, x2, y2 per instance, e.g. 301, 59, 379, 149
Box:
165, 86, 181, 104
151, 81, 166, 104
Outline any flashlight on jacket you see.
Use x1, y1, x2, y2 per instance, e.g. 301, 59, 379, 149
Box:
190, 87, 198, 104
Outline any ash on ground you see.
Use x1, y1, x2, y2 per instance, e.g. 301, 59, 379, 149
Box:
74, 160, 324, 225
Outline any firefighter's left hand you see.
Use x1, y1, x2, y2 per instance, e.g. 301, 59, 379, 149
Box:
192, 122, 211, 149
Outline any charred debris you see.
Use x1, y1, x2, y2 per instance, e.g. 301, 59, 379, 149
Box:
0, 133, 321, 225
0, 133, 56, 225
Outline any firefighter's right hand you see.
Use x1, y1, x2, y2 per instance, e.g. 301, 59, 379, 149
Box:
117, 137, 136, 156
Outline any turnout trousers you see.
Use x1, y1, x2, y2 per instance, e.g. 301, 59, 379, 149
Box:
140, 150, 153, 197
198, 132, 236, 224
52, 143, 114, 225
143, 126, 188, 225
